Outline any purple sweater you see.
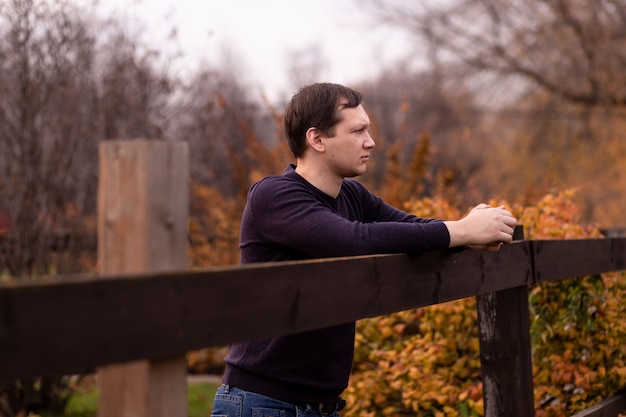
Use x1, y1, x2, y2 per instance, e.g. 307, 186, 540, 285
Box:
223, 165, 451, 404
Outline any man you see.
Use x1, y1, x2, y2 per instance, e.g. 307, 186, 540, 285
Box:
210, 83, 517, 416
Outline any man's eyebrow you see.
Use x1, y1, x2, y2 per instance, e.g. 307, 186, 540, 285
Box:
353, 120, 370, 130
350, 125, 368, 134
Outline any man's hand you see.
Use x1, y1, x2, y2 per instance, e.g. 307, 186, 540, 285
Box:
444, 204, 517, 249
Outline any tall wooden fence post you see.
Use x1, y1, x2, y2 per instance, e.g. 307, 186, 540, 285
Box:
97, 139, 189, 417
477, 227, 535, 417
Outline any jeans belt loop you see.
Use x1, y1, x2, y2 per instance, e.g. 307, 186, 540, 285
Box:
317, 399, 346, 416
317, 403, 331, 416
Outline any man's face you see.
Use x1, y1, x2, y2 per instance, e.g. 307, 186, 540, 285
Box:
321, 104, 375, 178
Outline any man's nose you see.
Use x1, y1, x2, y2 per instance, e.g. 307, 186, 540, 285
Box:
365, 133, 375, 148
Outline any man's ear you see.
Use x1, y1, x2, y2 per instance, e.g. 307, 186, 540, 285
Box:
305, 127, 325, 153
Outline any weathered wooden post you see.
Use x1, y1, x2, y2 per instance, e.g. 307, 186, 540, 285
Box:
476, 227, 535, 417
97, 139, 189, 417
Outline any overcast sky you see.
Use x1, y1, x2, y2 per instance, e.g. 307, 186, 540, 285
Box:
94, 0, 417, 102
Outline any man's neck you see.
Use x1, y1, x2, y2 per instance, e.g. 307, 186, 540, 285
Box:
294, 162, 343, 198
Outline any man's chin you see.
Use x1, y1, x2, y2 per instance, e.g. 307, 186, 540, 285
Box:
346, 170, 366, 179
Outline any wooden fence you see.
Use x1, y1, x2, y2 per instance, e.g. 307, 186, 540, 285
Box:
1, 140, 626, 417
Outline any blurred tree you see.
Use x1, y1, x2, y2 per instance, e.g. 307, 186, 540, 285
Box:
356, 64, 485, 209
98, 27, 174, 140
475, 89, 626, 226
363, 0, 626, 107
0, 1, 101, 414
174, 64, 288, 201
0, 0, 100, 277
362, 0, 626, 226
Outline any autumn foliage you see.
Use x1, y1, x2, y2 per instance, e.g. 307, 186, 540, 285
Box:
343, 191, 626, 417
2, 1, 626, 416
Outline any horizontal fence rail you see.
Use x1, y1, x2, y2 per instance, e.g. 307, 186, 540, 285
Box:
2, 237, 626, 381
571, 393, 626, 417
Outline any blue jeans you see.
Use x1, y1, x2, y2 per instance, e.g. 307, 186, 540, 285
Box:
210, 385, 342, 417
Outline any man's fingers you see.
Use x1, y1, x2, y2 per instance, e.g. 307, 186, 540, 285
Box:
469, 242, 503, 252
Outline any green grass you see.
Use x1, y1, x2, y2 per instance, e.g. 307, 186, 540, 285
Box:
63, 385, 97, 417
64, 381, 218, 417
188, 382, 219, 417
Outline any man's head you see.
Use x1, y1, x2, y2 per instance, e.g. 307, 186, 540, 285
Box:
284, 83, 364, 158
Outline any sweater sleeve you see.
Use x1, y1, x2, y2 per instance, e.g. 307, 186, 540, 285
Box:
241, 176, 450, 260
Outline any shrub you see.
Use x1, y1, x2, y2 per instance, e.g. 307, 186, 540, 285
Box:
344, 190, 626, 417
